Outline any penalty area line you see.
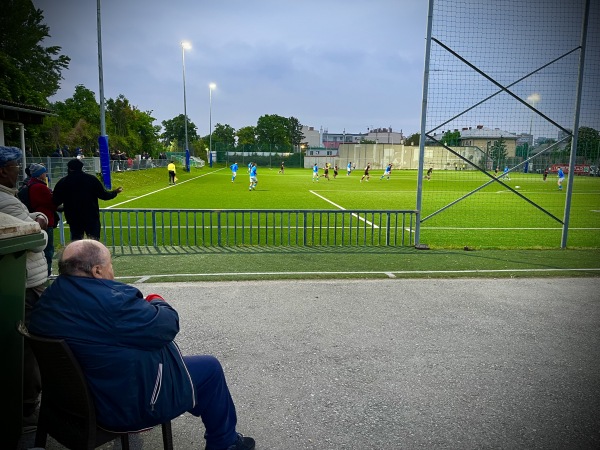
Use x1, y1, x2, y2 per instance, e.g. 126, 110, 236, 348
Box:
309, 190, 379, 229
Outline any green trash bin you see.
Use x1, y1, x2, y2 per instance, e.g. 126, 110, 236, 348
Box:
0, 212, 47, 449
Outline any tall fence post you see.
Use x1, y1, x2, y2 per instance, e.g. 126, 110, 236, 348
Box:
217, 211, 222, 247
152, 211, 157, 247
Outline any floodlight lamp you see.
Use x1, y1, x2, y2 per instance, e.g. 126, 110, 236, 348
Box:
527, 93, 541, 104
181, 41, 191, 50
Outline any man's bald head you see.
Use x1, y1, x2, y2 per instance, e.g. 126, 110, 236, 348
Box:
59, 239, 114, 280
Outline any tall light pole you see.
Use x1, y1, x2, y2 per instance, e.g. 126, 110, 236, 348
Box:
526, 93, 541, 174
209, 82, 216, 167
181, 41, 191, 171
97, 0, 111, 188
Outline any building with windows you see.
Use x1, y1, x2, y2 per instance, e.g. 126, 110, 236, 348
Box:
301, 125, 322, 148
432, 125, 519, 157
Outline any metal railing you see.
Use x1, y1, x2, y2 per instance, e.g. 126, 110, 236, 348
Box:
58, 209, 417, 249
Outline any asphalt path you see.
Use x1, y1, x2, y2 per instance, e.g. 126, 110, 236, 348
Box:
19, 278, 600, 449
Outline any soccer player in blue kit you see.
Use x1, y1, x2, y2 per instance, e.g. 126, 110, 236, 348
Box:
380, 163, 392, 180
230, 161, 238, 182
557, 167, 565, 190
312, 163, 319, 182
249, 163, 258, 190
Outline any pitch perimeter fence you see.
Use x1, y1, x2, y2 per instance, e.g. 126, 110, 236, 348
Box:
57, 209, 417, 250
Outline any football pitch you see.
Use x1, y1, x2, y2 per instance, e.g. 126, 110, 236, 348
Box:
101, 164, 600, 250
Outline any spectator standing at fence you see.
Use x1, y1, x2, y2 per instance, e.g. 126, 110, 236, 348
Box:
230, 161, 238, 182
360, 163, 371, 182
249, 162, 258, 191
52, 158, 123, 241
168, 160, 177, 185
312, 163, 319, 182
0, 146, 48, 433
27, 163, 59, 275
557, 167, 565, 190
28, 239, 256, 450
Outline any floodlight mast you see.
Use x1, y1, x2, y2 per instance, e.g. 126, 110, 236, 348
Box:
209, 83, 216, 167
181, 41, 191, 171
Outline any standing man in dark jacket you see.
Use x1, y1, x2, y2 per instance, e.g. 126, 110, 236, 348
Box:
28, 240, 255, 450
52, 158, 123, 241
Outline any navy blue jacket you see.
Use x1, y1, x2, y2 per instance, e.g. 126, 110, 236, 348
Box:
29, 276, 195, 432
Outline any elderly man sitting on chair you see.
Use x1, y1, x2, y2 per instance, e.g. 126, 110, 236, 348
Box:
28, 239, 255, 450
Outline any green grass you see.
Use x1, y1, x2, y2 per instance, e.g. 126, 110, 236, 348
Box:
106, 247, 600, 282
100, 164, 600, 250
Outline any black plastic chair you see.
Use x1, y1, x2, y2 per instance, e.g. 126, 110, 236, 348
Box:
17, 321, 174, 450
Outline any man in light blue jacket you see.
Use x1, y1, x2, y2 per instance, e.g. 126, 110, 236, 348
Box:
0, 146, 48, 432
29, 239, 254, 450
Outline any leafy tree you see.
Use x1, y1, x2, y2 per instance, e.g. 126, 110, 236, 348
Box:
406, 132, 420, 146
104, 95, 160, 156
0, 0, 70, 105
33, 85, 100, 153
131, 109, 161, 156
106, 95, 135, 138
236, 126, 256, 147
441, 130, 460, 146
161, 114, 198, 150
55, 84, 100, 127
564, 127, 599, 162
255, 114, 290, 150
211, 123, 236, 149
287, 116, 304, 150
489, 137, 508, 168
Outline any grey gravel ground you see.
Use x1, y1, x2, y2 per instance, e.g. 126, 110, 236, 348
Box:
18, 277, 600, 450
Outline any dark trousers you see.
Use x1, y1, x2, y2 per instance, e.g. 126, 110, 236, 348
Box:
44, 226, 55, 275
184, 355, 238, 449
169, 171, 176, 183
69, 219, 101, 241
24, 287, 43, 415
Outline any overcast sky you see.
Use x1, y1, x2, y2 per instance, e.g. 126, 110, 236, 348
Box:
32, 0, 429, 137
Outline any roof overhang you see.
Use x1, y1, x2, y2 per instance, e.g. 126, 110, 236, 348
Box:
0, 99, 55, 125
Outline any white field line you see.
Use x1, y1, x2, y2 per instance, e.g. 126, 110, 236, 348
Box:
107, 168, 225, 209
309, 190, 379, 229
118, 267, 600, 282
422, 227, 600, 230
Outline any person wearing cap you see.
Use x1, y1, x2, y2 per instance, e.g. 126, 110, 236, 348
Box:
27, 163, 59, 275
52, 158, 123, 241
0, 146, 48, 432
